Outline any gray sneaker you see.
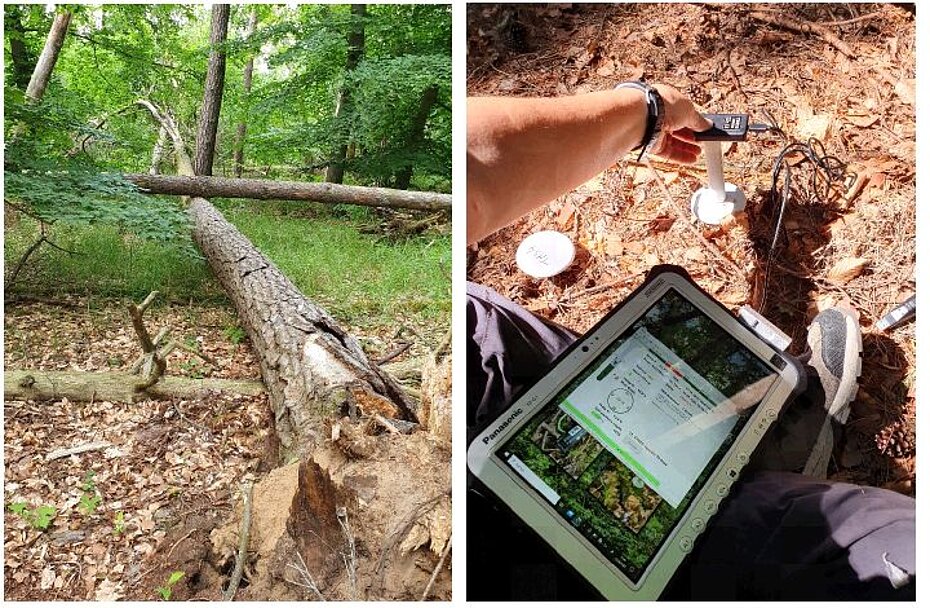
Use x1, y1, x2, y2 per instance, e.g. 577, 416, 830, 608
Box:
750, 305, 863, 477
800, 304, 863, 477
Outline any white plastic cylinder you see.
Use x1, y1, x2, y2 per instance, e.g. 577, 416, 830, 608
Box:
690, 141, 746, 225
703, 141, 726, 203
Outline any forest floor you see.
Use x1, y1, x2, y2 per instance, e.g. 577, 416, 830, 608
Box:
3, 299, 449, 600
4, 208, 451, 601
467, 3, 915, 494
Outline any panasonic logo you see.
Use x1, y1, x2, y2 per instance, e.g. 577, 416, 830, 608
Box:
483, 408, 523, 444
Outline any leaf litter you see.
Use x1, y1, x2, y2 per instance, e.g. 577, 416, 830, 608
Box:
4, 298, 439, 600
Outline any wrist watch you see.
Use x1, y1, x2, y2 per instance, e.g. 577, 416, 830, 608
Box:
615, 81, 666, 161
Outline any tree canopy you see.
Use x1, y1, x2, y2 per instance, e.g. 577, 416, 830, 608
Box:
4, 4, 452, 245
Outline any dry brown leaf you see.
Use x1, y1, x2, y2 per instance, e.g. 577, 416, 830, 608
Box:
846, 113, 879, 128
823, 213, 859, 239
556, 203, 575, 230
683, 246, 705, 262
604, 235, 625, 256
894, 79, 915, 106
626, 241, 645, 254
827, 257, 869, 284
649, 215, 675, 233
94, 578, 123, 601
40, 566, 55, 590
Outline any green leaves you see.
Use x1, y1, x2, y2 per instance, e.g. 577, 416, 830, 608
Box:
156, 571, 185, 600
5, 92, 194, 249
7, 501, 57, 531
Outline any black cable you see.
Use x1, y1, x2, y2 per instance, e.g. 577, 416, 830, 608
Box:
760, 137, 853, 309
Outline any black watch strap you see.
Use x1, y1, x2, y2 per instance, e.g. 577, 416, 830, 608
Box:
615, 81, 666, 161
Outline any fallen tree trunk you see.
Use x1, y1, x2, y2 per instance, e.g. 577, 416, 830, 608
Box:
5, 369, 265, 403
137, 99, 417, 459
125, 173, 452, 212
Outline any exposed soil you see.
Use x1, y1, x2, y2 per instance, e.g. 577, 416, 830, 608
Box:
467, 3, 915, 495
4, 299, 450, 600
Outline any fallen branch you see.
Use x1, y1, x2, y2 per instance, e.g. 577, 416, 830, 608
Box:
336, 507, 357, 600
284, 550, 326, 601
375, 342, 412, 365
748, 10, 856, 58
46, 441, 111, 462
128, 291, 166, 391
223, 481, 254, 601
420, 535, 451, 601
6, 369, 265, 403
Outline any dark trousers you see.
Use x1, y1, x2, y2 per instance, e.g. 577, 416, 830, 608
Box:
466, 281, 915, 601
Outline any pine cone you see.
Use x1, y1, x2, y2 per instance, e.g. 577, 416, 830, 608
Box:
875, 419, 915, 459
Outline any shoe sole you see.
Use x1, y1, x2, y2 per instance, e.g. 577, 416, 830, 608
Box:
827, 304, 863, 424
802, 305, 863, 478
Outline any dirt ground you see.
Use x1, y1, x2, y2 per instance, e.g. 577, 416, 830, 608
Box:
3, 300, 450, 600
467, 3, 915, 494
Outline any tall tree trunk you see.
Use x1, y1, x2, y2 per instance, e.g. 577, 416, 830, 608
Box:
193, 4, 230, 176
233, 9, 258, 178
5, 6, 35, 90
25, 11, 72, 102
325, 4, 366, 184
393, 84, 439, 191
125, 173, 452, 211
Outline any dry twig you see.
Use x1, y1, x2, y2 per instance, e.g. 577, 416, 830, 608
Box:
222, 481, 253, 601
420, 535, 451, 601
748, 10, 855, 58
46, 441, 111, 462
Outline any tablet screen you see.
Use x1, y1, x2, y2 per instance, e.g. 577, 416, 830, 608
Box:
495, 287, 779, 584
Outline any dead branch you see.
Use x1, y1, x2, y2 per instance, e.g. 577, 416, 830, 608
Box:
375, 342, 411, 365
223, 481, 253, 601
128, 291, 167, 391
4, 222, 48, 294
420, 535, 451, 601
5, 369, 265, 402
284, 550, 326, 600
748, 10, 856, 58
336, 507, 357, 599
46, 441, 111, 462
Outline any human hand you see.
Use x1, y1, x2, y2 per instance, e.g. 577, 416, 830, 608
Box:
651, 84, 712, 164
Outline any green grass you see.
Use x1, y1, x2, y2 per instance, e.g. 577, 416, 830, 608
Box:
4, 202, 451, 330
3, 219, 218, 302
221, 201, 451, 328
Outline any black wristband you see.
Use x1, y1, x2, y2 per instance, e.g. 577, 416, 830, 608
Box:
615, 81, 665, 161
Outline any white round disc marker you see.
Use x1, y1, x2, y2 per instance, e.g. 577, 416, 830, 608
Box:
515, 230, 576, 279
690, 182, 747, 225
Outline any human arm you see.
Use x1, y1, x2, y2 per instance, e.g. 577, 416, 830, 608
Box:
466, 84, 711, 244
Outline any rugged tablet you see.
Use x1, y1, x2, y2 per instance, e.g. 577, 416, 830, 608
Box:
467, 265, 803, 600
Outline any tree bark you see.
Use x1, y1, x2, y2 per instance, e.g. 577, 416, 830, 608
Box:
393, 84, 439, 191
325, 4, 366, 184
25, 11, 72, 102
149, 125, 168, 175
233, 9, 258, 178
5, 6, 35, 90
140, 97, 416, 458
126, 173, 452, 211
193, 4, 230, 176
5, 369, 265, 403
